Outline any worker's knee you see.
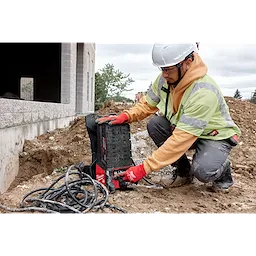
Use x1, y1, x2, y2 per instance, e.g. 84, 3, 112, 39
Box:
85, 113, 99, 131
191, 160, 223, 183
147, 116, 169, 134
147, 116, 171, 147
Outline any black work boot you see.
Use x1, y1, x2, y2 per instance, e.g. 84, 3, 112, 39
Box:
167, 155, 193, 187
170, 168, 194, 187
213, 160, 234, 190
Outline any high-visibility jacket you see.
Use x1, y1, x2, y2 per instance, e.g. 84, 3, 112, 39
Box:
146, 73, 241, 140
123, 54, 241, 173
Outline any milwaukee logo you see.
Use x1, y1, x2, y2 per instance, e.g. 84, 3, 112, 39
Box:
96, 174, 106, 184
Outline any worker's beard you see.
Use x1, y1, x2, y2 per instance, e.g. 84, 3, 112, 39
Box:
167, 66, 186, 88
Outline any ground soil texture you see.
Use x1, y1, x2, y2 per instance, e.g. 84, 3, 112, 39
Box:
1, 97, 256, 213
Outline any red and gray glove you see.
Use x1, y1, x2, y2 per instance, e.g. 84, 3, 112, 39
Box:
117, 164, 146, 183
96, 113, 129, 125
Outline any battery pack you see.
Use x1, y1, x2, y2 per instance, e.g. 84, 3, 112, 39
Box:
96, 123, 133, 168
95, 123, 134, 192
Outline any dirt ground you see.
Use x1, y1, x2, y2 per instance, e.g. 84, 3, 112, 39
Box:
1, 97, 256, 213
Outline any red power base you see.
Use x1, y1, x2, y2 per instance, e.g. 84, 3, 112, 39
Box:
96, 164, 132, 190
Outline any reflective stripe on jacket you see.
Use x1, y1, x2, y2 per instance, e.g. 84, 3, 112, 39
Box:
146, 74, 241, 140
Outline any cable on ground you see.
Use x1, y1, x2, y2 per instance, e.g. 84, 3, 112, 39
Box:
0, 165, 127, 214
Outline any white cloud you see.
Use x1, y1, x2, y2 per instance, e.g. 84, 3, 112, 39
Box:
96, 43, 256, 100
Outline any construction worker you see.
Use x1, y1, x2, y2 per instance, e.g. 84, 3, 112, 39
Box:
87, 43, 241, 190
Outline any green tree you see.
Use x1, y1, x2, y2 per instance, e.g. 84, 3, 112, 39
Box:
234, 89, 242, 99
95, 63, 135, 109
95, 72, 108, 109
250, 89, 256, 104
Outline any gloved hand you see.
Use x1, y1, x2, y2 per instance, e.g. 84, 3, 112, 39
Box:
96, 113, 128, 125
117, 164, 146, 183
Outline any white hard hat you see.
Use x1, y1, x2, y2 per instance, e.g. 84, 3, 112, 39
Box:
152, 43, 199, 68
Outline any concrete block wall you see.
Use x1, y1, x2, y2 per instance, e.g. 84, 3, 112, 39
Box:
76, 43, 85, 113
0, 42, 95, 193
84, 43, 95, 113
61, 43, 77, 106
76, 43, 95, 115
0, 98, 77, 193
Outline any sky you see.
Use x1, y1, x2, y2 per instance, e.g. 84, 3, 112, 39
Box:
95, 44, 256, 100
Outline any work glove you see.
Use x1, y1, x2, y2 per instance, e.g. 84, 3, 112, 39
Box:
117, 164, 146, 183
95, 113, 129, 125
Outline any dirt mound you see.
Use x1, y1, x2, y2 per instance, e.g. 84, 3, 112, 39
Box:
2, 97, 256, 213
225, 97, 256, 177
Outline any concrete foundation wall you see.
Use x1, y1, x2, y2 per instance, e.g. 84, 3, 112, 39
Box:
0, 98, 77, 193
0, 42, 95, 193
0, 99, 76, 129
0, 116, 75, 193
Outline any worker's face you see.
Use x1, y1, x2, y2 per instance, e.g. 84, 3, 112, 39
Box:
160, 59, 192, 84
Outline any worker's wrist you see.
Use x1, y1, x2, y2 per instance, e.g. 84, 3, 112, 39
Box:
142, 161, 152, 174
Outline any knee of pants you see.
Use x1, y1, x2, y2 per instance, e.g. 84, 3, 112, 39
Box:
85, 113, 99, 131
147, 115, 171, 137
147, 116, 171, 147
147, 116, 160, 135
191, 160, 222, 183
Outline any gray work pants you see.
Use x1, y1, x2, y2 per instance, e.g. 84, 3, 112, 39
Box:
147, 115, 233, 183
